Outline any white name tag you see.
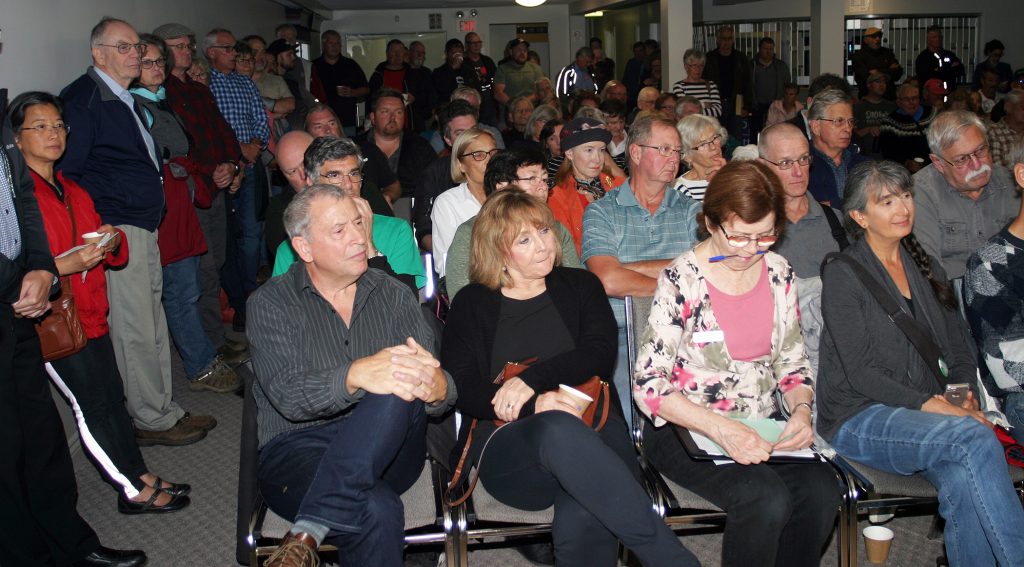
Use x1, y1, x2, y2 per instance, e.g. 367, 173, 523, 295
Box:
692, 330, 725, 344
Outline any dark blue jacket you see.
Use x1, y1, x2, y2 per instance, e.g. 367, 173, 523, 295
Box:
60, 68, 164, 231
808, 144, 871, 209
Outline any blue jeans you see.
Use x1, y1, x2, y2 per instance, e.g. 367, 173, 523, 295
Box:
613, 325, 633, 429
831, 404, 1024, 567
223, 165, 262, 310
1002, 392, 1024, 445
258, 394, 427, 567
162, 256, 217, 378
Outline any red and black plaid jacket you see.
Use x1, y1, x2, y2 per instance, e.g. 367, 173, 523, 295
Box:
164, 73, 241, 193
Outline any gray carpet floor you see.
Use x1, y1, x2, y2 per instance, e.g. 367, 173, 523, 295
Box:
66, 328, 947, 566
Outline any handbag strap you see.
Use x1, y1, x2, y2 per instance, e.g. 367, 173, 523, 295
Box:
819, 205, 850, 251
824, 252, 948, 390
445, 417, 479, 507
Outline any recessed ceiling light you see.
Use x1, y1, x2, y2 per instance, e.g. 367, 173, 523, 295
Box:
515, 0, 547, 6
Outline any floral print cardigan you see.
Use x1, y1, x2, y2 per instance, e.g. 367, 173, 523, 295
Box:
634, 250, 814, 428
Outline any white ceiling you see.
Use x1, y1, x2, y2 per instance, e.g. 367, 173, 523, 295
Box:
316, 0, 574, 10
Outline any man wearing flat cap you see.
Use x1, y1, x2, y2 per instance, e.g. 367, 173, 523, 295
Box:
851, 27, 902, 100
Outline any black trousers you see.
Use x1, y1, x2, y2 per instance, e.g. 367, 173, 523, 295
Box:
0, 305, 99, 565
646, 421, 841, 567
479, 411, 699, 567
49, 333, 148, 492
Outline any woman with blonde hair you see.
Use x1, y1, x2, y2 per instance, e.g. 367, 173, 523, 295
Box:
443, 189, 698, 567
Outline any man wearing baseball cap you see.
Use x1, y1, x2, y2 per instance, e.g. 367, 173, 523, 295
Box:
494, 38, 544, 108
851, 26, 902, 99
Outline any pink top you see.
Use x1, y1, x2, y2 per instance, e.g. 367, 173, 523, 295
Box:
705, 262, 773, 361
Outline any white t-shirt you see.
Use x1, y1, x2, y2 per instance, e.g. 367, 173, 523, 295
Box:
430, 182, 482, 277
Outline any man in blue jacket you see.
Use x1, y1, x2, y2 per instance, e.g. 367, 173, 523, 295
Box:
61, 17, 212, 446
807, 87, 871, 208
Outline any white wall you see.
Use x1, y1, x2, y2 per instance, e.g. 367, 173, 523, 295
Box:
324, 5, 575, 76
0, 0, 286, 97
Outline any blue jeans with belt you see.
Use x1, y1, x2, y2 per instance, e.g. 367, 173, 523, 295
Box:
831, 404, 1024, 567
258, 394, 427, 567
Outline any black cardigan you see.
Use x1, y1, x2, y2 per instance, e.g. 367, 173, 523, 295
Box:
816, 238, 977, 441
441, 266, 618, 466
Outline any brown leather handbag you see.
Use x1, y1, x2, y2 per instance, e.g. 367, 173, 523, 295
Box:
446, 358, 612, 506
35, 276, 87, 361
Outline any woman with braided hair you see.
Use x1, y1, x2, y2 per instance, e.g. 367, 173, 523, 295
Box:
816, 160, 1024, 567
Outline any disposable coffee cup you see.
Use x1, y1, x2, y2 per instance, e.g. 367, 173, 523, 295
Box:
913, 157, 925, 164
558, 384, 593, 413
82, 231, 104, 245
863, 525, 894, 564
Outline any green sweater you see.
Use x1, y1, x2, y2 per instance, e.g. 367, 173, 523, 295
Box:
272, 214, 425, 289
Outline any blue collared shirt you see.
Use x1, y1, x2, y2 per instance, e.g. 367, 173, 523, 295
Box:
208, 68, 270, 146
581, 179, 702, 327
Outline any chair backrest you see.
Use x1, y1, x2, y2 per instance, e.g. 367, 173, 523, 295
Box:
624, 295, 654, 449
236, 365, 260, 565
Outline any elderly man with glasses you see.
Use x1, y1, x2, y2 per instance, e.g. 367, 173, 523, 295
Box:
913, 110, 1020, 281
61, 17, 213, 446
582, 115, 702, 424
806, 87, 872, 208
204, 27, 271, 332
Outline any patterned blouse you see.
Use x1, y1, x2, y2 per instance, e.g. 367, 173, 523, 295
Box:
634, 250, 814, 428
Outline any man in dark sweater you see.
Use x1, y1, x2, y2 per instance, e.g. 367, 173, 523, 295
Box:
703, 25, 753, 138
310, 30, 369, 137
851, 27, 902, 99
62, 17, 210, 445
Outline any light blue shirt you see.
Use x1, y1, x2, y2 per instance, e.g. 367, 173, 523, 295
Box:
581, 179, 702, 327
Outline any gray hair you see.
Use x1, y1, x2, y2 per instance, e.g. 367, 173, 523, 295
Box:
675, 95, 702, 115
1007, 140, 1024, 182
283, 184, 348, 241
136, 33, 170, 78
1004, 89, 1024, 109
202, 28, 232, 54
807, 88, 852, 121
574, 106, 606, 121
525, 105, 561, 142
304, 137, 363, 183
451, 86, 481, 107
683, 49, 705, 66
926, 110, 987, 155
896, 82, 919, 99
677, 114, 726, 161
842, 160, 912, 237
90, 17, 130, 48
575, 46, 594, 59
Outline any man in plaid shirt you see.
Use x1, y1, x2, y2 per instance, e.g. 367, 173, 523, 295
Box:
988, 90, 1024, 167
155, 23, 244, 359
204, 27, 270, 328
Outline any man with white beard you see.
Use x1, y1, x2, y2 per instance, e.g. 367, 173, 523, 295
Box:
913, 110, 1020, 281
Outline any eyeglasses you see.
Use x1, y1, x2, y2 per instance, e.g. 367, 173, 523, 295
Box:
19, 123, 70, 135
939, 144, 990, 169
721, 227, 778, 248
236, 57, 254, 64
762, 154, 812, 170
692, 134, 722, 152
815, 117, 857, 129
659, 104, 675, 111
140, 57, 166, 70
460, 148, 499, 161
515, 174, 549, 185
638, 144, 684, 159
322, 169, 363, 184
166, 42, 196, 52
209, 44, 237, 52
96, 42, 145, 55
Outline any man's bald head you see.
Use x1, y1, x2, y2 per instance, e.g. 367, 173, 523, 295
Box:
278, 131, 315, 191
757, 123, 806, 158
637, 86, 660, 111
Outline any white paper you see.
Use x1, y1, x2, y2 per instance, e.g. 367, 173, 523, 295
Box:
692, 329, 725, 344
691, 418, 819, 462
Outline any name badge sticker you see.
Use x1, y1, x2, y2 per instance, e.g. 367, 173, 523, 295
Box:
692, 330, 725, 344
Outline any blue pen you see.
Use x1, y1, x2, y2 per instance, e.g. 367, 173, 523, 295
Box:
709, 250, 767, 263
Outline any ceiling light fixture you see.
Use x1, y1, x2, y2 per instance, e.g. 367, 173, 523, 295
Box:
585, 11, 604, 17
515, 0, 547, 7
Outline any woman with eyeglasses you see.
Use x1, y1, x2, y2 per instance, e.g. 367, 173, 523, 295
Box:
131, 34, 241, 394
431, 127, 498, 278
9, 90, 193, 515
670, 49, 723, 118
548, 118, 627, 255
635, 160, 841, 567
817, 161, 1024, 567
672, 114, 728, 202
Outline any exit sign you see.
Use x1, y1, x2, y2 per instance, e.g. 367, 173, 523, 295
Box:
459, 20, 476, 32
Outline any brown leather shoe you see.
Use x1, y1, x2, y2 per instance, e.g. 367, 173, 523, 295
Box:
134, 419, 206, 447
265, 532, 320, 567
180, 412, 217, 432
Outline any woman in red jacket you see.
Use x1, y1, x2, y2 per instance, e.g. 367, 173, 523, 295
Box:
11, 91, 190, 514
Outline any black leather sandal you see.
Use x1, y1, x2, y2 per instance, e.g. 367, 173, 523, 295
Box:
149, 475, 191, 497
117, 488, 191, 515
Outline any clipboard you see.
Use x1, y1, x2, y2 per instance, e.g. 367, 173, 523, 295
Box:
675, 418, 821, 463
